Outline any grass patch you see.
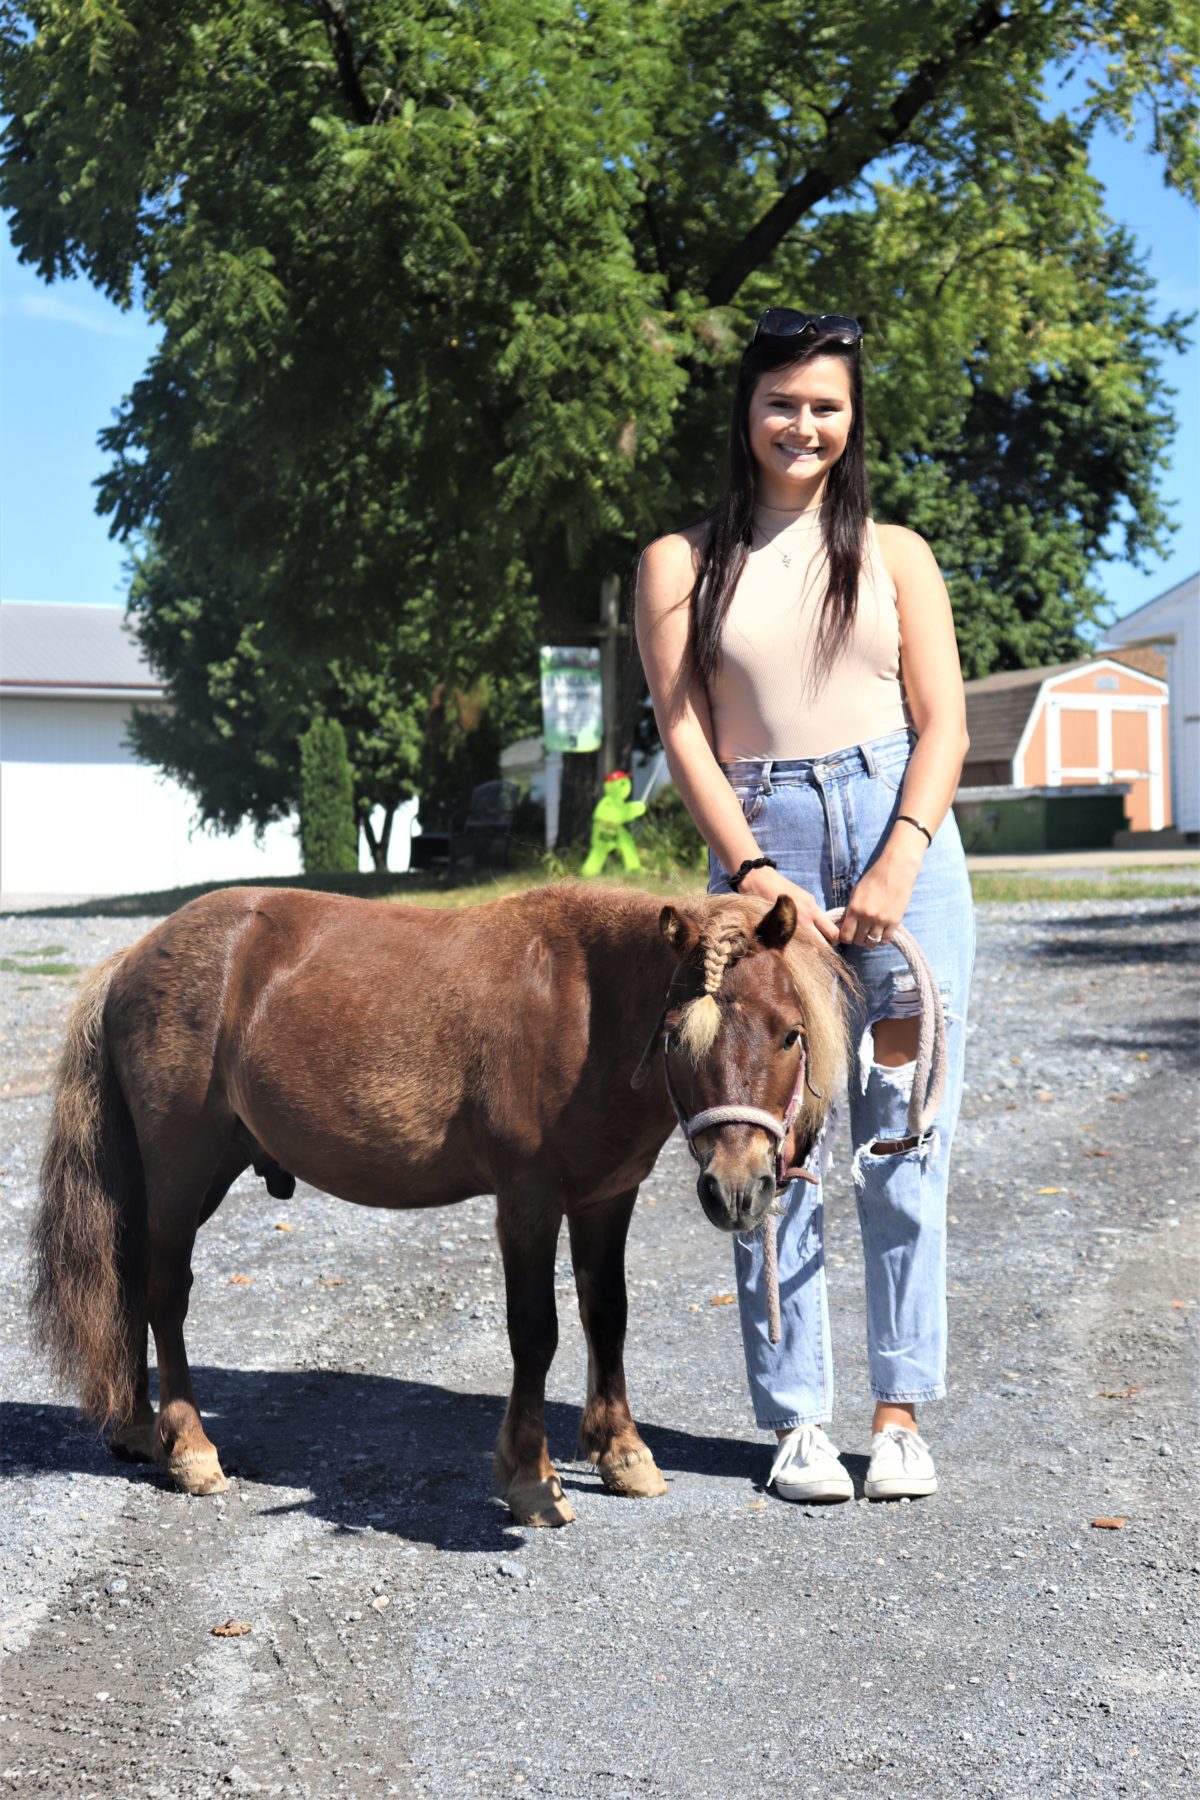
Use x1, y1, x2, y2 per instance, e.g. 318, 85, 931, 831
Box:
0, 955, 79, 975
3, 864, 697, 921
6, 867, 1195, 922
970, 874, 1198, 903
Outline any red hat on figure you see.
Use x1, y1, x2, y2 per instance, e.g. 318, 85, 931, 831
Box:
605, 769, 630, 783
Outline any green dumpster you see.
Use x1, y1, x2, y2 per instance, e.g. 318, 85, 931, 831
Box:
953, 784, 1130, 854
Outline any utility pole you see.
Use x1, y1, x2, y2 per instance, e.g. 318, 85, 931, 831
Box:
600, 573, 620, 780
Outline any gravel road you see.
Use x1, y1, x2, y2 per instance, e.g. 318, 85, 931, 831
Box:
1, 898, 1196, 1799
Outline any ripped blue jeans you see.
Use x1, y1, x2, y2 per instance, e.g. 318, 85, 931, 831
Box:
708, 728, 975, 1429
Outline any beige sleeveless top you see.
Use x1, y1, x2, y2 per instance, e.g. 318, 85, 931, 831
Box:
706, 501, 909, 762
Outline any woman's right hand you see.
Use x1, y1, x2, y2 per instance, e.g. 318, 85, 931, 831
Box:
738, 864, 840, 945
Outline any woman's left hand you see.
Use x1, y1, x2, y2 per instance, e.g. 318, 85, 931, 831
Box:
838, 848, 921, 948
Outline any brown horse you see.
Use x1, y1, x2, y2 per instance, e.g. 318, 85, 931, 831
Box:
31, 882, 848, 1526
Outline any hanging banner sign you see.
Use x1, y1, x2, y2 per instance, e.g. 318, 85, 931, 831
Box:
539, 645, 603, 753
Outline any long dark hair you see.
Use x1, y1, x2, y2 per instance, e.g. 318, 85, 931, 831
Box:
691, 331, 870, 688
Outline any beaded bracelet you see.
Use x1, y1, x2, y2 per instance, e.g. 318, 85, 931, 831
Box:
896, 814, 933, 847
727, 855, 777, 891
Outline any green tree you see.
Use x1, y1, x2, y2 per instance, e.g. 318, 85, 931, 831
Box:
298, 715, 358, 872
124, 540, 538, 863
2, 1, 1195, 835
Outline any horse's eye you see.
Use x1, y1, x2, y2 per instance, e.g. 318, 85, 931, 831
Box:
783, 1028, 802, 1050
665, 1029, 680, 1052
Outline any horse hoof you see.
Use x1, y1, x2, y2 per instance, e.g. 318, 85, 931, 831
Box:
167, 1448, 229, 1496
505, 1476, 576, 1529
596, 1446, 668, 1499
110, 1422, 162, 1464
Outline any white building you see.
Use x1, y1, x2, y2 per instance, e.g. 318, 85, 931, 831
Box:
1104, 572, 1199, 837
0, 601, 414, 901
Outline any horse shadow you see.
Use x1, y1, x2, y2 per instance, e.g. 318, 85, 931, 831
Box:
0, 1367, 770, 1554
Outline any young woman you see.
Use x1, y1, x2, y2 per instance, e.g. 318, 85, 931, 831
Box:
635, 309, 974, 1503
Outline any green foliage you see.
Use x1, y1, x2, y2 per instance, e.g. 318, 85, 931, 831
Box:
632, 787, 709, 883
124, 540, 539, 856
2, 0, 1196, 835
298, 716, 358, 873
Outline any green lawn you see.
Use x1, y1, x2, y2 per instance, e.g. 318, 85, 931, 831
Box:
968, 873, 1197, 903
6, 865, 1197, 921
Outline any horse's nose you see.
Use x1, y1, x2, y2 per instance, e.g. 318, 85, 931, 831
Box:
698, 1168, 776, 1233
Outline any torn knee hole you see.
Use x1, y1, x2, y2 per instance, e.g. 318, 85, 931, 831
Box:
871, 1012, 921, 1068
868, 1129, 935, 1158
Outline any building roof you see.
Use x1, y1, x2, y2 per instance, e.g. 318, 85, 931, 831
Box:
0, 601, 162, 694
1101, 571, 1199, 644
963, 651, 1166, 766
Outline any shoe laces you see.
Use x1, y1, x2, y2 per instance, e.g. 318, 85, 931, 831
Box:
768, 1425, 835, 1487
874, 1424, 928, 1467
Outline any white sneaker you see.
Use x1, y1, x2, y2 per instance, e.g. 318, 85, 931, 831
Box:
864, 1424, 938, 1499
767, 1425, 854, 1502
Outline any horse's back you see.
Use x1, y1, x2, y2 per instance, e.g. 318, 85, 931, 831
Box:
102, 882, 685, 1204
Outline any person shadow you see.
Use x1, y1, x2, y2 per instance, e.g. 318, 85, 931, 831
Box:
1, 1366, 772, 1553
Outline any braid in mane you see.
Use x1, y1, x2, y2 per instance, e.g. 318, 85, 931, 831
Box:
702, 932, 732, 997
679, 919, 748, 1065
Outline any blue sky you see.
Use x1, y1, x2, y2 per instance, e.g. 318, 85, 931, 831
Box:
1, 104, 1195, 630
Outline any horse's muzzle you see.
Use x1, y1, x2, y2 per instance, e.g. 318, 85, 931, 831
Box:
697, 1167, 777, 1234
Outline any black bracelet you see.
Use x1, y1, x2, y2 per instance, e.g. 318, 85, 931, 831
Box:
727, 856, 777, 891
896, 814, 933, 847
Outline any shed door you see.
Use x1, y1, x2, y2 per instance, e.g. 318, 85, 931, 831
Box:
1046, 698, 1164, 832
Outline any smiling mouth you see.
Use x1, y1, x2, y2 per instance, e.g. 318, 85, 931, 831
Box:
777, 444, 821, 457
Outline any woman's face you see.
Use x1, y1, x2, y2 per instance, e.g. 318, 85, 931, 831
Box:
746, 355, 853, 502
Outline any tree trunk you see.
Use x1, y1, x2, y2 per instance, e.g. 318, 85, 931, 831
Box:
617, 637, 649, 778
360, 804, 397, 871
555, 749, 601, 850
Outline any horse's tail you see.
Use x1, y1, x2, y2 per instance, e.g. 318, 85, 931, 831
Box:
30, 951, 144, 1430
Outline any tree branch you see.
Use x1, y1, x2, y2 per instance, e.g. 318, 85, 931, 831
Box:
704, 2, 1016, 305
933, 231, 1040, 299
639, 177, 673, 287
314, 0, 373, 126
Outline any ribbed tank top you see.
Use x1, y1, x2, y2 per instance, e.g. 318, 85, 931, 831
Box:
706, 501, 909, 762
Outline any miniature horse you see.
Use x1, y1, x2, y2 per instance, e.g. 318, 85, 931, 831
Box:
31, 882, 848, 1526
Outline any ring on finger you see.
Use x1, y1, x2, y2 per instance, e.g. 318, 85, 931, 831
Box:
866, 929, 884, 944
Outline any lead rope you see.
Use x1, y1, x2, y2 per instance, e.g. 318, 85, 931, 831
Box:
759, 916, 947, 1343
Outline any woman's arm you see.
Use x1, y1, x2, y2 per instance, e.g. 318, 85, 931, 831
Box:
635, 533, 839, 943
837, 524, 970, 947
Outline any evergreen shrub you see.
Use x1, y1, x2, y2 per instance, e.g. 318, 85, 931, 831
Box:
298, 717, 359, 873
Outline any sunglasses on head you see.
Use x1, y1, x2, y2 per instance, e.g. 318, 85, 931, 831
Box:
751, 308, 863, 347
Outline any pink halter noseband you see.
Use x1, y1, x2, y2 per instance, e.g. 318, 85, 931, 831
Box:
659, 1033, 809, 1194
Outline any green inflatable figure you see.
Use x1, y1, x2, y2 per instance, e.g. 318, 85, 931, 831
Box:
582, 769, 646, 877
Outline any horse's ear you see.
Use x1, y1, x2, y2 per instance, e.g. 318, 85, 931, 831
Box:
659, 905, 693, 955
755, 894, 797, 950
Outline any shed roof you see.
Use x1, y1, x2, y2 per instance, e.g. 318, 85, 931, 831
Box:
963, 651, 1166, 765
0, 601, 162, 693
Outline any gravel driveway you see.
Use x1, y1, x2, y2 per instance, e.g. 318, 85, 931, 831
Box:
1, 897, 1196, 1799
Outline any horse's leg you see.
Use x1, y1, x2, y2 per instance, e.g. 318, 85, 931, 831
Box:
569, 1189, 667, 1499
109, 1332, 157, 1463
111, 1138, 250, 1468
494, 1190, 575, 1528
143, 1121, 243, 1496
197, 1138, 253, 1229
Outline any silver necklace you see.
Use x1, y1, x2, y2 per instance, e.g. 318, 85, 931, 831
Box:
754, 506, 823, 570
756, 526, 813, 570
